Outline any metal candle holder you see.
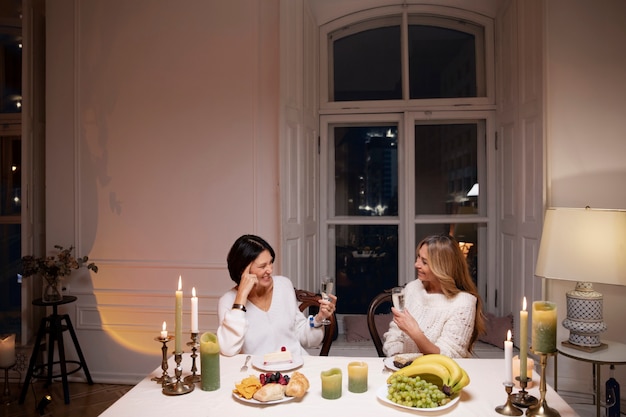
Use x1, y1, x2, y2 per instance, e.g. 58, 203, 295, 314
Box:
152, 336, 174, 386
526, 352, 560, 417
162, 353, 195, 395
183, 332, 200, 385
495, 382, 523, 416
511, 376, 538, 408
1, 364, 16, 405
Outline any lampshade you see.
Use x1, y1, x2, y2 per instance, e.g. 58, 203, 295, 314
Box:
535, 207, 626, 350
536, 207, 626, 285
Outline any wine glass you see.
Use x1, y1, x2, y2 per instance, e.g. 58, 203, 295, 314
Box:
319, 276, 335, 325
392, 287, 405, 311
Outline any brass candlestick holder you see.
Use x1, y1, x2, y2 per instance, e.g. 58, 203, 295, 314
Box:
526, 352, 560, 417
511, 376, 538, 408
183, 332, 200, 385
495, 382, 523, 416
151, 336, 174, 386
1, 364, 16, 405
162, 353, 195, 395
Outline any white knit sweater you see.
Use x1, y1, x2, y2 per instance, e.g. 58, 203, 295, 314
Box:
382, 279, 476, 358
217, 275, 325, 356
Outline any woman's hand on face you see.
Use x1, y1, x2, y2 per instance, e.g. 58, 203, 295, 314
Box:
237, 263, 258, 298
317, 293, 337, 320
392, 307, 421, 335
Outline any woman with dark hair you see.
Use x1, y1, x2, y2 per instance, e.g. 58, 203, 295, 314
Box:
217, 234, 337, 356
383, 234, 485, 358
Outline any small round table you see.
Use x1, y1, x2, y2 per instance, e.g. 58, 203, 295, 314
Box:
556, 340, 626, 417
19, 296, 93, 405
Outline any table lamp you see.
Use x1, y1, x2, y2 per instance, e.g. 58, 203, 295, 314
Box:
535, 207, 626, 351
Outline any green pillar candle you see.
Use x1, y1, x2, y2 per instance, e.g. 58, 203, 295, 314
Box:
531, 301, 557, 353
348, 361, 368, 393
200, 332, 220, 391
321, 368, 342, 399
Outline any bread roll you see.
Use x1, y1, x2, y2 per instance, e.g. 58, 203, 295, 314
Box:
285, 371, 310, 398
253, 383, 286, 402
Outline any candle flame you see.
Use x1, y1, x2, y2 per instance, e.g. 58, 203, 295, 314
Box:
178, 275, 182, 291
192, 287, 196, 297
522, 296, 527, 311
162, 321, 166, 331
507, 329, 512, 341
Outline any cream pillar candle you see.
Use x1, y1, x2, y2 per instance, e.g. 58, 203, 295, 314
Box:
200, 332, 220, 391
321, 368, 342, 399
532, 301, 557, 353
348, 361, 368, 393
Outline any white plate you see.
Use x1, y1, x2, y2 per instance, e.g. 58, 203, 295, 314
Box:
383, 354, 423, 371
251, 355, 304, 372
232, 391, 296, 405
376, 384, 460, 412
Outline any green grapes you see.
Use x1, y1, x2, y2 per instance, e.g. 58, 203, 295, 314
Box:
386, 374, 451, 408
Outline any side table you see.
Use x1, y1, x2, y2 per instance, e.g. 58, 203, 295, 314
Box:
555, 339, 626, 417
19, 296, 93, 405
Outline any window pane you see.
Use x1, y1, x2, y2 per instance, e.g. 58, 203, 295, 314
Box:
415, 223, 479, 285
414, 123, 478, 215
334, 224, 398, 314
0, 223, 21, 337
0, 135, 21, 215
408, 24, 478, 99
0, 31, 22, 113
332, 22, 402, 101
334, 125, 398, 216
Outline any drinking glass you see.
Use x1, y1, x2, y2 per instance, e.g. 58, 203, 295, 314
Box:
319, 276, 335, 325
392, 287, 405, 311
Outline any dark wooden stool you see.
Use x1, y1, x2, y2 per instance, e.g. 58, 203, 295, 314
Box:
19, 296, 93, 404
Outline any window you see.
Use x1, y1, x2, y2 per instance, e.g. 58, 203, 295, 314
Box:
0, 7, 22, 338
319, 6, 495, 315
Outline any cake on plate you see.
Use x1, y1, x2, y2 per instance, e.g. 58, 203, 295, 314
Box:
263, 348, 293, 365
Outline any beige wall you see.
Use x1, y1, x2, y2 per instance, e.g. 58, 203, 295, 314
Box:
545, 0, 626, 394
46, 0, 280, 382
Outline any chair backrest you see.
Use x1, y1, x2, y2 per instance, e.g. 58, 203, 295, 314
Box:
295, 288, 336, 356
367, 290, 392, 357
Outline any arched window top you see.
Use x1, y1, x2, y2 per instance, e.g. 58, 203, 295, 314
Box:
320, 5, 494, 109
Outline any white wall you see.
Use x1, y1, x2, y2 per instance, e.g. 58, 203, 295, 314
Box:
545, 0, 626, 397
46, 0, 280, 382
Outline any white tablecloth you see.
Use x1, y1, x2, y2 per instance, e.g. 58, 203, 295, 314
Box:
100, 353, 580, 417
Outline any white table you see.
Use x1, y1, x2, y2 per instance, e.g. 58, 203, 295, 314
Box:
556, 340, 626, 417
100, 354, 581, 417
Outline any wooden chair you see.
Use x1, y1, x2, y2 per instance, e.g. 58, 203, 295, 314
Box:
295, 289, 336, 356
367, 290, 392, 357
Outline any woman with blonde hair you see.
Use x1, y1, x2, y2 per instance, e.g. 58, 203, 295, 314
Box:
383, 234, 485, 358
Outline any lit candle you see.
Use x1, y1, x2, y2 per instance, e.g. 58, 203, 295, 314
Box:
532, 301, 557, 353
504, 330, 513, 384
0, 334, 16, 368
520, 297, 528, 381
191, 287, 198, 333
348, 361, 368, 393
175, 276, 183, 354
160, 321, 168, 339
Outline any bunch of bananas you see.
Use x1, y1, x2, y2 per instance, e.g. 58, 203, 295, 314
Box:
386, 354, 470, 396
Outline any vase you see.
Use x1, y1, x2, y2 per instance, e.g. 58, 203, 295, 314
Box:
42, 278, 63, 303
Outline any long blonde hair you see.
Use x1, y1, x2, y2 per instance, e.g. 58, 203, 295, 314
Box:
418, 234, 486, 352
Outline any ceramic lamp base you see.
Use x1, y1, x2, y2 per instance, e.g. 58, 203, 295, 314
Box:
562, 282, 607, 348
